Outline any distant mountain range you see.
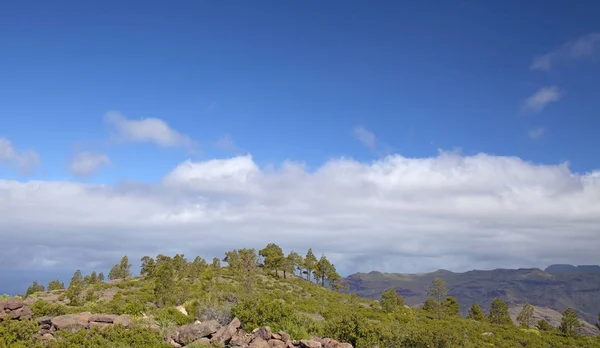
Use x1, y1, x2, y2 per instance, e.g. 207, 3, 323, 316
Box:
345, 264, 600, 333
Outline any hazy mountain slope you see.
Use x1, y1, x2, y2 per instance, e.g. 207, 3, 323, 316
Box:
345, 265, 600, 325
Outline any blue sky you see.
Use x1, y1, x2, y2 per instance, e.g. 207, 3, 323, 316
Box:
1, 1, 600, 294
2, 1, 599, 182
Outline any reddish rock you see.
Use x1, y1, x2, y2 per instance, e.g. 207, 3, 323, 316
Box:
278, 331, 291, 343
299, 339, 323, 348
113, 314, 132, 328
211, 317, 241, 344
254, 326, 273, 341
230, 329, 253, 346
336, 344, 353, 348
12, 306, 33, 320
176, 320, 222, 345
249, 337, 271, 348
90, 314, 117, 323
37, 316, 53, 325
5, 298, 24, 311
51, 312, 92, 331
268, 339, 287, 347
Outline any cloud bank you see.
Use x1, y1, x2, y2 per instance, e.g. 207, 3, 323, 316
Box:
1, 151, 599, 275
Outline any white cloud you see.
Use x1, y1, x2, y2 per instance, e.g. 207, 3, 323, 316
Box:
353, 126, 376, 150
528, 127, 546, 139
531, 33, 600, 71
1, 151, 599, 275
0, 137, 40, 175
105, 111, 196, 149
523, 86, 562, 112
69, 152, 111, 177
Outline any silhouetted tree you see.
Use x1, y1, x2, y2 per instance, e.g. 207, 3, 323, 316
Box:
304, 249, 317, 281
25, 281, 45, 298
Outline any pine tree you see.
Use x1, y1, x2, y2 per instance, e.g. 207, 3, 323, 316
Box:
25, 281, 45, 298
140, 256, 156, 276
224, 250, 241, 275
286, 251, 303, 278
488, 298, 512, 325
259, 243, 285, 276
304, 249, 317, 281
427, 277, 448, 319
517, 303, 535, 328
152, 258, 175, 307
467, 303, 485, 321
380, 288, 405, 313
66, 270, 84, 306
314, 254, 333, 287
238, 248, 259, 294
97, 272, 105, 282
443, 296, 460, 316
47, 280, 65, 291
108, 256, 132, 280
559, 307, 582, 337
536, 319, 554, 331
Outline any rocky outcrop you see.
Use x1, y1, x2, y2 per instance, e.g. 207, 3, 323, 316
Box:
2, 297, 352, 347
0, 297, 33, 320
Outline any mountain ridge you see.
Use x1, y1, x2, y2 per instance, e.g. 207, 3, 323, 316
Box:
345, 264, 600, 327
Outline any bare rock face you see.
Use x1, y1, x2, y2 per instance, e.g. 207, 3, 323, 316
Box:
176, 319, 222, 345
37, 316, 53, 325
211, 317, 241, 344
51, 312, 92, 331
5, 298, 24, 311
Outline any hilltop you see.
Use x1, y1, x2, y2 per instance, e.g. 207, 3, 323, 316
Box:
345, 265, 600, 330
2, 247, 600, 347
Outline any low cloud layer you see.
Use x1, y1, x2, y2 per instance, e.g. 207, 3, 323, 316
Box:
0, 137, 40, 175
69, 152, 111, 177
1, 151, 599, 275
531, 32, 600, 71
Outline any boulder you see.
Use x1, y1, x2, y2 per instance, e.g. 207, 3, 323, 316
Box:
268, 339, 287, 347
12, 306, 33, 320
336, 344, 353, 348
167, 338, 182, 348
37, 316, 53, 325
176, 320, 222, 345
230, 329, 253, 346
211, 317, 241, 344
41, 333, 55, 341
191, 337, 211, 346
51, 312, 92, 331
5, 298, 24, 311
254, 326, 273, 341
299, 339, 323, 348
89, 322, 111, 329
249, 337, 271, 348
0, 301, 5, 310
113, 314, 132, 328
90, 314, 117, 323
278, 331, 291, 343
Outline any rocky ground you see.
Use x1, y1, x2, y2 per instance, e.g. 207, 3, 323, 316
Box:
1, 297, 352, 348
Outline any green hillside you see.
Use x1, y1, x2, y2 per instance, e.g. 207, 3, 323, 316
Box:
2, 247, 600, 347
345, 266, 600, 329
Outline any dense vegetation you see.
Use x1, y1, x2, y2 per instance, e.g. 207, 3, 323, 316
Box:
2, 244, 600, 347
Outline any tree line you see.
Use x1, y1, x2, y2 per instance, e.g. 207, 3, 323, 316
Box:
380, 277, 588, 338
